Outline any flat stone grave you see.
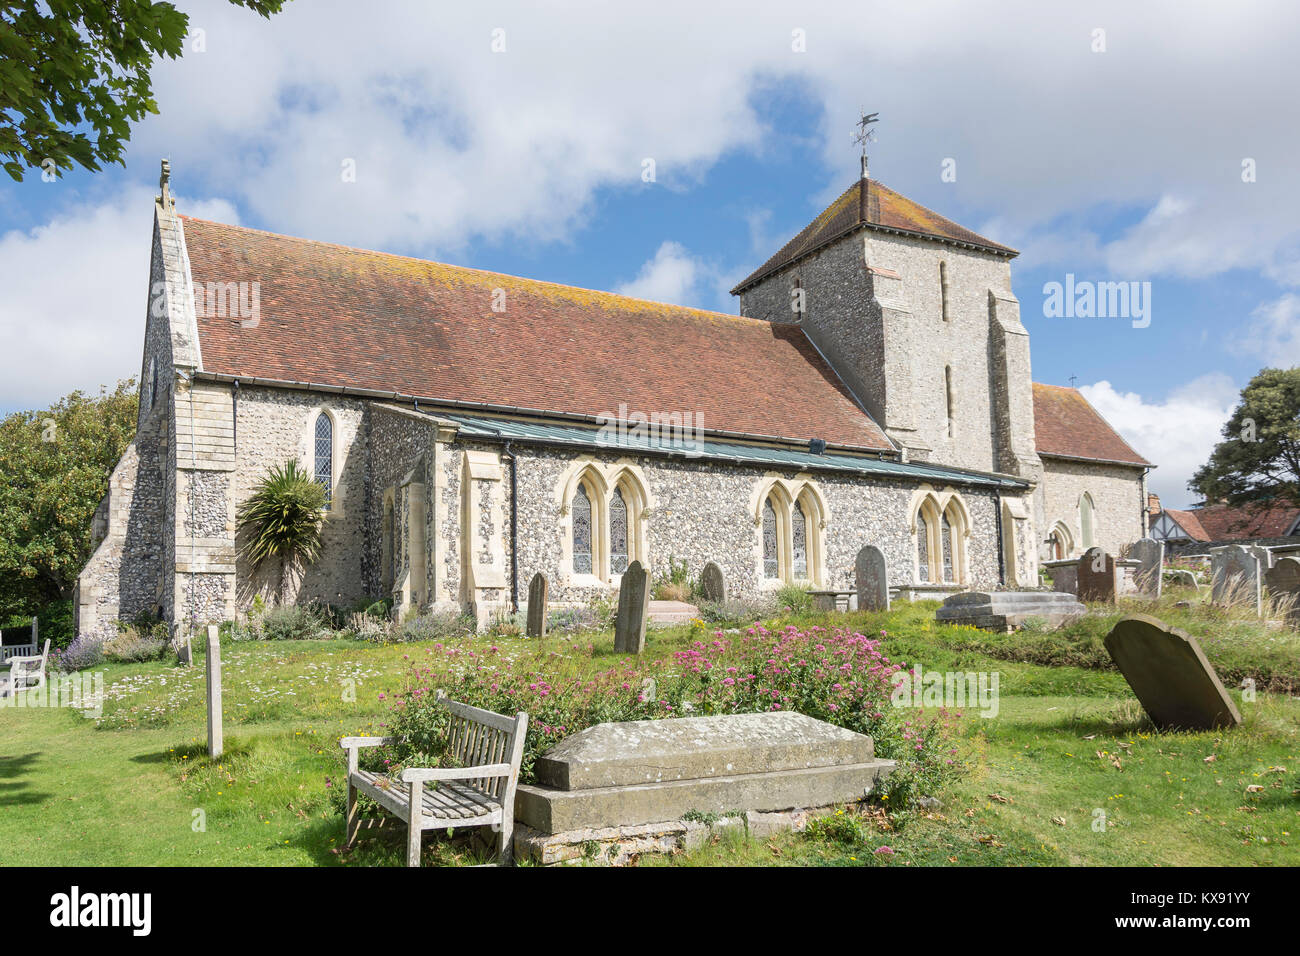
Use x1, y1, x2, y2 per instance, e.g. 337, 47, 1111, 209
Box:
935, 590, 1086, 631
1103, 614, 1242, 731
854, 545, 889, 612
515, 712, 894, 840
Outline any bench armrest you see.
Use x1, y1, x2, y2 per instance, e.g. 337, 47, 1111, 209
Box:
400, 763, 514, 784
339, 736, 401, 750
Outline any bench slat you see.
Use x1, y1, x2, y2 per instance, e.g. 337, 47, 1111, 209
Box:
443, 698, 519, 734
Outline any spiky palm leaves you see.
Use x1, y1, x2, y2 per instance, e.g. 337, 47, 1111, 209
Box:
236, 460, 326, 602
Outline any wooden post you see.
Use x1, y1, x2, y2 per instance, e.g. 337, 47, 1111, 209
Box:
205, 624, 223, 758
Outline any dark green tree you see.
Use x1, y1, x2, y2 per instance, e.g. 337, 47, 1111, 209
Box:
1190, 367, 1300, 509
0, 379, 138, 620
1, 0, 285, 181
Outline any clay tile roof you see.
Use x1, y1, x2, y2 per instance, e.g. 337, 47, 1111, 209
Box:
730, 178, 1018, 294
180, 217, 892, 451
1187, 500, 1300, 540
1160, 508, 1210, 542
1031, 383, 1151, 467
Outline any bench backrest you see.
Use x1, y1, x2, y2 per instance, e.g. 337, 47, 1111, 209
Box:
439, 695, 527, 801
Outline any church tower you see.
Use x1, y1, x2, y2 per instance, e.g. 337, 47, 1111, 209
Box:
730, 169, 1041, 484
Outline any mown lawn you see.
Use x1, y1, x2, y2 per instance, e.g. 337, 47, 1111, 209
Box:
1, 604, 1297, 867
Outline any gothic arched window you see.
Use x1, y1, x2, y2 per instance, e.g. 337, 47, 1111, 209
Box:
609, 486, 629, 575
792, 500, 808, 578
762, 498, 779, 580
941, 513, 954, 582
573, 483, 593, 575
917, 511, 931, 583
314, 413, 333, 508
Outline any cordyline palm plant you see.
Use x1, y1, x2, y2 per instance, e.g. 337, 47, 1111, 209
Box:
237, 460, 326, 604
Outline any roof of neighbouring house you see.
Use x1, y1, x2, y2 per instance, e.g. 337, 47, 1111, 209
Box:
180, 216, 893, 451
1185, 500, 1300, 541
730, 178, 1018, 294
1159, 508, 1211, 542
1031, 383, 1151, 467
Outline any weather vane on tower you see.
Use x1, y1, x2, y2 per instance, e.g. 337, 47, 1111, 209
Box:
853, 111, 879, 179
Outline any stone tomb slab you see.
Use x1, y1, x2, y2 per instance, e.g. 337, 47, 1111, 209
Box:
935, 590, 1086, 631
517, 712, 893, 834
1103, 614, 1242, 731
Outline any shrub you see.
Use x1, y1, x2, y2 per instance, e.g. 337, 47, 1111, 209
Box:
54, 634, 104, 671
259, 603, 332, 641
103, 631, 169, 663
345, 610, 390, 643
487, 609, 524, 638
547, 604, 608, 634
698, 595, 779, 627
652, 555, 695, 602
395, 608, 477, 643
774, 581, 813, 614
236, 459, 326, 602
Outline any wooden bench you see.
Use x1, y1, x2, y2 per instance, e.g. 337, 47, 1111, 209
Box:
340, 694, 528, 867
1, 617, 38, 665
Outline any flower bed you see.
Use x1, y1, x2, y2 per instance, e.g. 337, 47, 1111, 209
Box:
379, 623, 963, 807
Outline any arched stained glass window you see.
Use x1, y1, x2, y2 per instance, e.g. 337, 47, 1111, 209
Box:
314, 413, 333, 507
792, 500, 808, 578
573, 483, 593, 575
762, 498, 779, 579
610, 486, 629, 574
941, 513, 954, 582
917, 512, 930, 583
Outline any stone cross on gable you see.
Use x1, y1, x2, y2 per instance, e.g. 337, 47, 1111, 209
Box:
159, 159, 173, 210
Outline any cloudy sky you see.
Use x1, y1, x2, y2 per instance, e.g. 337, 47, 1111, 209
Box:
2, 0, 1297, 507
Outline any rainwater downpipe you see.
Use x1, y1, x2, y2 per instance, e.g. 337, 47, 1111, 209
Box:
502, 439, 520, 614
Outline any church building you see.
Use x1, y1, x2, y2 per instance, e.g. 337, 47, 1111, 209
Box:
75, 163, 1151, 637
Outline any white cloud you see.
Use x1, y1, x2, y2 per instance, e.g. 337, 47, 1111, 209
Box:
1079, 375, 1239, 509
0, 189, 238, 410
614, 241, 711, 307
117, 0, 1300, 279
1232, 293, 1300, 366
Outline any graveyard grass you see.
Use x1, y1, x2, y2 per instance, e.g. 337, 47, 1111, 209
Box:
1, 596, 1297, 867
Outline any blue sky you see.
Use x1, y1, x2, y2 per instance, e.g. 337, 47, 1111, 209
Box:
3, 0, 1298, 508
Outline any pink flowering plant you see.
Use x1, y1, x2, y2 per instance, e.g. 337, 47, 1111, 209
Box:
376, 624, 962, 809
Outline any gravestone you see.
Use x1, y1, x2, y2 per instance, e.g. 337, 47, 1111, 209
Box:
1264, 556, 1300, 624
1166, 569, 1199, 592
1130, 538, 1163, 598
1103, 615, 1242, 731
1247, 544, 1275, 570
700, 561, 726, 603
1210, 545, 1262, 614
205, 624, 223, 758
526, 572, 548, 637
854, 545, 890, 612
614, 560, 649, 654
936, 590, 1085, 631
1076, 548, 1119, 603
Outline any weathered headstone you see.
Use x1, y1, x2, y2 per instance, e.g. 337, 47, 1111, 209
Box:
1166, 569, 1199, 592
854, 545, 890, 612
205, 624, 223, 758
700, 561, 726, 603
1076, 548, 1119, 603
1210, 545, 1262, 614
1264, 556, 1300, 624
614, 560, 649, 654
1248, 544, 1275, 570
1130, 538, 1163, 598
526, 572, 549, 637
1103, 615, 1242, 730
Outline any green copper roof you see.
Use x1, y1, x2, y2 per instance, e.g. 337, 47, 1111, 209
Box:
439, 413, 1027, 491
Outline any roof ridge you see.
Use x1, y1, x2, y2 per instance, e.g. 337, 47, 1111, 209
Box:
179, 214, 763, 326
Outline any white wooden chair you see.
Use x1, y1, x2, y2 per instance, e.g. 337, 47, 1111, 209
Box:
340, 694, 528, 866
7, 639, 50, 694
